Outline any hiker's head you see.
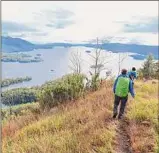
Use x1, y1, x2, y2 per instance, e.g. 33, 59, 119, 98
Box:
132, 67, 136, 71
121, 69, 127, 75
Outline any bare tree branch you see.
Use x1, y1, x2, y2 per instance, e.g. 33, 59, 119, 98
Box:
69, 50, 83, 74
88, 37, 115, 78
118, 53, 128, 75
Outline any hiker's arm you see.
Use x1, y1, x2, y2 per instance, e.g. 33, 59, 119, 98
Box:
129, 80, 135, 98
135, 72, 138, 79
113, 77, 118, 93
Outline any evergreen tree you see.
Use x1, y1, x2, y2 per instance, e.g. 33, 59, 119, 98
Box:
141, 54, 155, 79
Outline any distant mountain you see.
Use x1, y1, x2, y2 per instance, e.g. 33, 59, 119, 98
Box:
2, 36, 36, 52
82, 43, 158, 59
2, 36, 158, 59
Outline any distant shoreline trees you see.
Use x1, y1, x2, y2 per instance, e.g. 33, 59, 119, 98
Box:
2, 53, 43, 63
1, 76, 32, 87
1, 87, 37, 106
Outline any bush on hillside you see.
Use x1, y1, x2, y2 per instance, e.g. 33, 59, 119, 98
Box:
38, 73, 86, 109
90, 73, 100, 91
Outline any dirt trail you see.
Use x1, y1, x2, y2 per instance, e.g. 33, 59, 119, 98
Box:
115, 119, 133, 153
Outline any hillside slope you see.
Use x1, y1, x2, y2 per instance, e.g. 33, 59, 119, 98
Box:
2, 80, 158, 153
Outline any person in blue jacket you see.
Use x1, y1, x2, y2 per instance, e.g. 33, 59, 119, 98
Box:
128, 67, 137, 81
113, 69, 135, 119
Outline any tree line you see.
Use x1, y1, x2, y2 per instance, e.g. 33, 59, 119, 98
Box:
1, 88, 37, 106
1, 76, 32, 87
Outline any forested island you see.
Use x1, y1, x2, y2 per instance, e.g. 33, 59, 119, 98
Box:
1, 76, 32, 87
1, 87, 37, 105
130, 54, 145, 60
1, 53, 43, 63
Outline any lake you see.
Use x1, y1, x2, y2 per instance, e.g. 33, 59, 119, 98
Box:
2, 46, 144, 91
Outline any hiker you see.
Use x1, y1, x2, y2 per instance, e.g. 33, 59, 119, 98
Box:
113, 69, 135, 119
128, 67, 137, 82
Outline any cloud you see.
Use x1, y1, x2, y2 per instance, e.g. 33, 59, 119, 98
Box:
100, 33, 158, 45
123, 17, 158, 33
34, 32, 48, 36
44, 8, 74, 19
2, 21, 37, 33
33, 8, 75, 29
13, 32, 48, 38
46, 20, 75, 29
2, 1, 158, 45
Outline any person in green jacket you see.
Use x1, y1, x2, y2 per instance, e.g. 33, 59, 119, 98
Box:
113, 69, 135, 119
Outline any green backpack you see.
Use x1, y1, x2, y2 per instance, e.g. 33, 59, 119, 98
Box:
115, 76, 130, 97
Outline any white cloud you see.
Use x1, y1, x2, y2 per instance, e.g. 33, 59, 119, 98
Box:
2, 1, 158, 45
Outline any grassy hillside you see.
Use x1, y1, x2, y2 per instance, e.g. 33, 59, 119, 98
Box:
127, 80, 158, 153
2, 80, 158, 153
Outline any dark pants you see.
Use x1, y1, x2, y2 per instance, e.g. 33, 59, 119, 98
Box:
113, 95, 128, 118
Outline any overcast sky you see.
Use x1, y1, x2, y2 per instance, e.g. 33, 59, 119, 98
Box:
2, 1, 158, 45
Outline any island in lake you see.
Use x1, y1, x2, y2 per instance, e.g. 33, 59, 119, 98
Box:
2, 53, 43, 63
130, 54, 146, 60
1, 76, 32, 87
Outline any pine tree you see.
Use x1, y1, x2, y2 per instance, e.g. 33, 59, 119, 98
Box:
141, 54, 155, 79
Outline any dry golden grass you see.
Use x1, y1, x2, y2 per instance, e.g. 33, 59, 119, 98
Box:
3, 81, 117, 153
2, 113, 40, 138
129, 123, 156, 153
127, 80, 158, 153
2, 79, 158, 153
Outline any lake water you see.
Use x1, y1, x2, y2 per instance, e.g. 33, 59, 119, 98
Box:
2, 46, 144, 91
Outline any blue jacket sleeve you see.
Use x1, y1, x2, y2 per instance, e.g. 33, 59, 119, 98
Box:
135, 72, 137, 79
127, 72, 130, 78
129, 80, 135, 97
132, 71, 137, 79
113, 77, 119, 93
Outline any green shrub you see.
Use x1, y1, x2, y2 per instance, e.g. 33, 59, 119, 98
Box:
39, 73, 86, 109
90, 74, 100, 91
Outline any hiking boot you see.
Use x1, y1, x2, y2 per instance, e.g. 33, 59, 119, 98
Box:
118, 115, 122, 120
113, 114, 117, 119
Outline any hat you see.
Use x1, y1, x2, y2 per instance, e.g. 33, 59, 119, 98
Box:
121, 69, 127, 75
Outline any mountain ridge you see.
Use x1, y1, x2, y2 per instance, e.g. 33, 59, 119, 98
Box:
2, 36, 158, 59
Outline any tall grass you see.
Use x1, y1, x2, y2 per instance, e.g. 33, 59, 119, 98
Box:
2, 80, 116, 153
127, 80, 158, 153
127, 98, 158, 125
2, 103, 40, 122
2, 79, 158, 153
